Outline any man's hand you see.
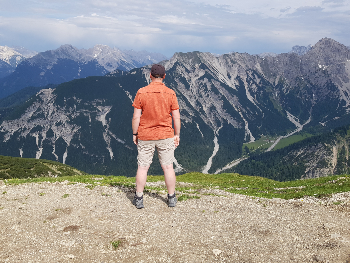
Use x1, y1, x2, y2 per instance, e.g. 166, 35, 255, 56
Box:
133, 135, 138, 145
174, 135, 180, 147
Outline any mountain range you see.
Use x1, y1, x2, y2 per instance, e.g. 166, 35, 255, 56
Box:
0, 45, 167, 99
1, 37, 350, 179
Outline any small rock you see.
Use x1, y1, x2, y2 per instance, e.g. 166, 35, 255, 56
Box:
312, 254, 326, 262
67, 254, 75, 259
213, 249, 222, 256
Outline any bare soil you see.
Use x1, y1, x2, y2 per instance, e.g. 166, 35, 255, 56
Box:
1, 180, 350, 262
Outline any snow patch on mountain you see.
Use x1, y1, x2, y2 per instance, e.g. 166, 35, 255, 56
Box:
0, 46, 22, 64
0, 46, 36, 68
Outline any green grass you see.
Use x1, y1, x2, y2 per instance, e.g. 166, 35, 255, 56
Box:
243, 135, 275, 153
175, 172, 350, 199
178, 194, 200, 201
111, 240, 122, 250
0, 155, 85, 179
273, 133, 313, 150
3, 172, 350, 200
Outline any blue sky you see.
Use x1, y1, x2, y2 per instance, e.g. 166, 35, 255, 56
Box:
0, 0, 349, 57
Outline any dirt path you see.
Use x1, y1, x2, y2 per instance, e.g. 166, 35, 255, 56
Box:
1, 181, 350, 262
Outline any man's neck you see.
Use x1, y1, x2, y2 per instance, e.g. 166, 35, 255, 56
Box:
151, 78, 163, 83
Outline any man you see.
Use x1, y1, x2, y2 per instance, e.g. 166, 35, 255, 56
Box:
132, 64, 181, 209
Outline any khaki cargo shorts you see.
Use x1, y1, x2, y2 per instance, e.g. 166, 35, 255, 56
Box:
137, 137, 175, 167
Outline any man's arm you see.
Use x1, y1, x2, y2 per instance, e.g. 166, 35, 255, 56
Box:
172, 109, 181, 147
132, 108, 142, 145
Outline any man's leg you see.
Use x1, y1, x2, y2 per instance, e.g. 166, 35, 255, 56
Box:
157, 138, 177, 207
133, 165, 149, 209
134, 140, 154, 209
136, 165, 150, 193
162, 163, 177, 207
161, 164, 176, 195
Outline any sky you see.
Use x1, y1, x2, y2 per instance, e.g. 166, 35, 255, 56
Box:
0, 0, 349, 57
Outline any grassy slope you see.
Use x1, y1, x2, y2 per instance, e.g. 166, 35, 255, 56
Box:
2, 155, 349, 200
243, 135, 275, 153
3, 171, 350, 200
273, 133, 313, 150
0, 155, 85, 179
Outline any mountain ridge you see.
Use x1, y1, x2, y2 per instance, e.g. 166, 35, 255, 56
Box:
0, 44, 168, 99
1, 38, 350, 178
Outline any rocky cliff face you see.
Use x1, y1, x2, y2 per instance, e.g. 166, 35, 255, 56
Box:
0, 76, 139, 175
1, 38, 350, 177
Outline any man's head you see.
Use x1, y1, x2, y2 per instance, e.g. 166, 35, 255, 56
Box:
151, 64, 165, 78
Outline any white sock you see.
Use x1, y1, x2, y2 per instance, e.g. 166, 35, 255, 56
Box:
136, 191, 143, 197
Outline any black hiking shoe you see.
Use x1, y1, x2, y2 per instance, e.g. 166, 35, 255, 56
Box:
167, 193, 177, 207
133, 195, 144, 209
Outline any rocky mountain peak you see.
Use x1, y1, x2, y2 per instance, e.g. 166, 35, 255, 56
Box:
313, 37, 347, 50
0, 46, 21, 62
85, 45, 125, 71
306, 37, 350, 64
169, 51, 207, 68
87, 45, 122, 57
29, 44, 83, 65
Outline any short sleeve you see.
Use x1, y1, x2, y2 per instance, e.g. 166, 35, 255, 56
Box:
171, 94, 179, 111
132, 91, 142, 109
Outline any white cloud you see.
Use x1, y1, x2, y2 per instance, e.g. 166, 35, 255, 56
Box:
157, 15, 202, 26
0, 0, 349, 56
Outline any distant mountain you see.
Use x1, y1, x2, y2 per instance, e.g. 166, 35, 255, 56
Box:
1, 38, 350, 178
0, 60, 14, 79
0, 46, 37, 78
11, 46, 38, 58
0, 44, 167, 99
259, 44, 312, 58
0, 46, 37, 67
288, 45, 312, 56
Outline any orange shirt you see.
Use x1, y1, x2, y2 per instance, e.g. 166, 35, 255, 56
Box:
132, 82, 179, 141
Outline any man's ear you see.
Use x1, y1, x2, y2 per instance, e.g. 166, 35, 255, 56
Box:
163, 73, 166, 79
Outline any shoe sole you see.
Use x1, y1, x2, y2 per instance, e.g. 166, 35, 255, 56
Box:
168, 198, 177, 207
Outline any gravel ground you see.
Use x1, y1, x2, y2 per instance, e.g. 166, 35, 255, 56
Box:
0, 180, 350, 263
